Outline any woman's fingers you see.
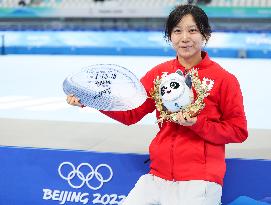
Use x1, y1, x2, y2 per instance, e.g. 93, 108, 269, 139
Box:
176, 111, 197, 126
177, 111, 186, 124
66, 95, 82, 106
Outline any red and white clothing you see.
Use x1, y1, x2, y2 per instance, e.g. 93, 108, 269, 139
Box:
101, 51, 247, 203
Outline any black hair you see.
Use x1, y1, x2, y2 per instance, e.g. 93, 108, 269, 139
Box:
164, 4, 212, 42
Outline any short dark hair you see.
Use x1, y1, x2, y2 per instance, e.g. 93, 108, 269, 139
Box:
164, 4, 212, 42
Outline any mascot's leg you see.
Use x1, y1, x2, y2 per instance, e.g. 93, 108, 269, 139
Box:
121, 174, 161, 205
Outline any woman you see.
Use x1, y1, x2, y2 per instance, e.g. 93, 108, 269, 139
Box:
67, 4, 248, 205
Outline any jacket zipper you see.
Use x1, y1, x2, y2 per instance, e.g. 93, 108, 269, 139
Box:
170, 134, 176, 180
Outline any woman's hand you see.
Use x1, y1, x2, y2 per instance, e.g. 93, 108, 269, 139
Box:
176, 111, 197, 126
66, 94, 83, 107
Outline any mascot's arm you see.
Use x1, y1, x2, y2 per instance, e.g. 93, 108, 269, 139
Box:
188, 75, 248, 145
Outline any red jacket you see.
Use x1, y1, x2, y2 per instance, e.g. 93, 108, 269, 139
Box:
101, 52, 248, 185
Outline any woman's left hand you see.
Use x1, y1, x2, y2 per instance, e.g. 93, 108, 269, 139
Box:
176, 111, 197, 126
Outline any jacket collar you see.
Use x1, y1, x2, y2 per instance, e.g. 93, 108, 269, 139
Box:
174, 51, 212, 71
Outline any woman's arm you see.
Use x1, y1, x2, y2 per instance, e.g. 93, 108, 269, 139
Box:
188, 75, 248, 145
100, 97, 155, 126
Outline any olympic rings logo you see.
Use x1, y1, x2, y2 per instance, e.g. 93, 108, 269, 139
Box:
58, 162, 113, 190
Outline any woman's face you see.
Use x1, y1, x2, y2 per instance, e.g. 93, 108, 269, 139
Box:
170, 14, 205, 62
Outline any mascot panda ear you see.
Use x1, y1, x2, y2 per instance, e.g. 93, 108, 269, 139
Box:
176, 69, 184, 76
185, 74, 192, 89
162, 104, 168, 111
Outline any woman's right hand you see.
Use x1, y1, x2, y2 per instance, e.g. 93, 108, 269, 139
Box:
66, 94, 83, 107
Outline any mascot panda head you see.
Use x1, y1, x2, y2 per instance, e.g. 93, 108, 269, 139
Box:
159, 70, 194, 112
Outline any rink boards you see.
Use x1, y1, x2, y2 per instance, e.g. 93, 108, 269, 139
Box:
0, 118, 271, 205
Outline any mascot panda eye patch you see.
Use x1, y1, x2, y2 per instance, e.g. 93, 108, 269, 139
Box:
160, 82, 180, 96
160, 86, 166, 96
170, 82, 180, 89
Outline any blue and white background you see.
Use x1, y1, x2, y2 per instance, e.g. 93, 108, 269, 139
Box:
0, 7, 271, 203
0, 31, 271, 58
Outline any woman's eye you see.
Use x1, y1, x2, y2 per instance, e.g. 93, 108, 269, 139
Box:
189, 29, 198, 33
173, 29, 182, 34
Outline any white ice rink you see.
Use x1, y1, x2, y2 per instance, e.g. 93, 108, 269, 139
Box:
0, 55, 271, 159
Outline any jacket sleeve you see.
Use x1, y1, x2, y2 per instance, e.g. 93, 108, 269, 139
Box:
100, 70, 156, 126
189, 75, 248, 145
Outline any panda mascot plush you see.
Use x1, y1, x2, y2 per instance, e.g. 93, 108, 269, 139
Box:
159, 70, 194, 113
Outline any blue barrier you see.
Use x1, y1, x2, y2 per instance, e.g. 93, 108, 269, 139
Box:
1, 34, 5, 55
222, 158, 271, 204
229, 196, 270, 205
0, 146, 148, 205
0, 146, 271, 205
0, 31, 270, 58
